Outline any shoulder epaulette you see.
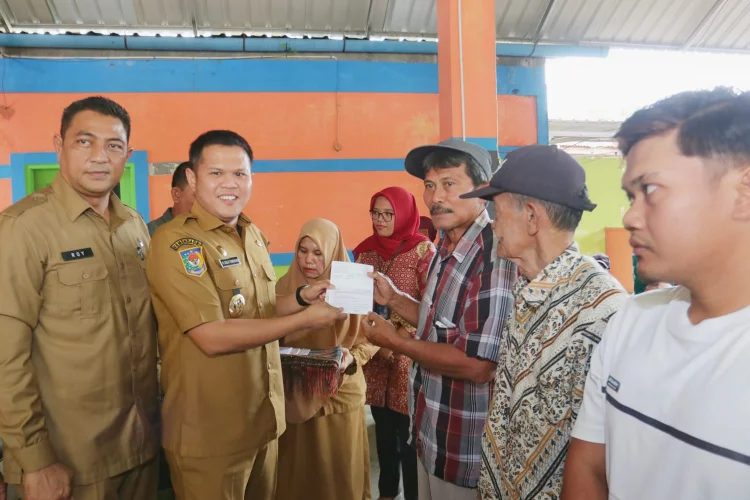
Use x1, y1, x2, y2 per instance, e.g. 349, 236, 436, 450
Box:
1, 188, 52, 218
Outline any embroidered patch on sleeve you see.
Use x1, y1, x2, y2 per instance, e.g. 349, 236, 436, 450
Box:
170, 238, 204, 251
179, 246, 207, 277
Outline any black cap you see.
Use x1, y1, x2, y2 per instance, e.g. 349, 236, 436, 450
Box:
404, 138, 492, 181
460, 145, 596, 212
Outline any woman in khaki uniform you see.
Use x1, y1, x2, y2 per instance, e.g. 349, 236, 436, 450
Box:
276, 219, 376, 500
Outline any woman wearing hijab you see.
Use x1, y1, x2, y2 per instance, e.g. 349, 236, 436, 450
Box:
276, 218, 377, 500
353, 187, 437, 500
419, 215, 438, 243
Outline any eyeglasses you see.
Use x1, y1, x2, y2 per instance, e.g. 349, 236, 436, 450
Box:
370, 209, 394, 222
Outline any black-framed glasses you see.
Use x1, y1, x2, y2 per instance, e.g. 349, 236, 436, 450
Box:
370, 209, 394, 222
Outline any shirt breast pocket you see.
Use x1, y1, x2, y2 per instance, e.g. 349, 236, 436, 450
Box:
261, 260, 277, 297
212, 268, 250, 318
434, 326, 461, 345
56, 261, 110, 319
261, 261, 276, 282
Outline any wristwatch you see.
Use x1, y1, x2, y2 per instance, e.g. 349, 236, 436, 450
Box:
296, 284, 311, 306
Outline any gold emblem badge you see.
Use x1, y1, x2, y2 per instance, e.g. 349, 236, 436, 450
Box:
229, 293, 246, 318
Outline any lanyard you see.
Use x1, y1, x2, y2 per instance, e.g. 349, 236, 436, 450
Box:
376, 240, 407, 277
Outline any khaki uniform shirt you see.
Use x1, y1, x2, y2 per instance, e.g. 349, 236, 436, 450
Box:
0, 174, 159, 485
146, 201, 285, 458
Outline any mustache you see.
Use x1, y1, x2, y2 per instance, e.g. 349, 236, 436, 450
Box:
430, 205, 454, 215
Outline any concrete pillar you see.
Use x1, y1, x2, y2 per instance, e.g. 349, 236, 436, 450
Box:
437, 0, 498, 154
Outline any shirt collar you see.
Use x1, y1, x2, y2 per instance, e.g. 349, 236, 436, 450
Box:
437, 209, 490, 264
162, 207, 174, 221
188, 201, 252, 231
52, 173, 133, 223
516, 243, 583, 306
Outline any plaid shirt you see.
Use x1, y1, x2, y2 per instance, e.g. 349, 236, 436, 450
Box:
409, 210, 516, 488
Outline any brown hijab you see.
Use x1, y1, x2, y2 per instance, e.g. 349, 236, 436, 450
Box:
277, 218, 364, 350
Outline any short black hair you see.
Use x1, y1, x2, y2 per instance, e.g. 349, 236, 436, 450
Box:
189, 130, 254, 169
171, 161, 191, 189
60, 96, 131, 141
422, 150, 487, 187
616, 87, 750, 173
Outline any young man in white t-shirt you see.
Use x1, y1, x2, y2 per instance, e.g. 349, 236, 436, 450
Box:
562, 88, 750, 500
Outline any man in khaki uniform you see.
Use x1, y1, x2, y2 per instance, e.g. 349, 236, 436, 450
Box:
146, 130, 345, 500
147, 161, 194, 236
0, 97, 159, 500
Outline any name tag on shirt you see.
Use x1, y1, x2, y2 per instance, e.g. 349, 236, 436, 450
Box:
220, 256, 241, 268
61, 248, 94, 262
607, 375, 621, 393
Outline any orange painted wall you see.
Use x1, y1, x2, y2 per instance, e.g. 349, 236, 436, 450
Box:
497, 95, 538, 146
0, 92, 537, 165
149, 171, 431, 253
606, 227, 635, 293
1, 91, 538, 254
0, 179, 11, 210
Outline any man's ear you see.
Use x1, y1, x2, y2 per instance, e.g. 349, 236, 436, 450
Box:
526, 200, 542, 237
732, 165, 750, 221
186, 167, 197, 192
53, 134, 63, 155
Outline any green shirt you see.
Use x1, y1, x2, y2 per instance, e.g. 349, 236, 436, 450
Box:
147, 208, 173, 237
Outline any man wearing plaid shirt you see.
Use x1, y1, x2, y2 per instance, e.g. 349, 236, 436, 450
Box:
362, 139, 516, 500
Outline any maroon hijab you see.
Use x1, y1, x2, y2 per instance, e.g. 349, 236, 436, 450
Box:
353, 187, 429, 261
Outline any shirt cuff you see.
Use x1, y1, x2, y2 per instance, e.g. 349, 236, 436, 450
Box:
177, 309, 226, 335
350, 343, 377, 368
571, 421, 606, 444
457, 331, 501, 363
9, 437, 58, 473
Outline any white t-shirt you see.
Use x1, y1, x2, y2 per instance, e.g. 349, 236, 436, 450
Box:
572, 286, 750, 499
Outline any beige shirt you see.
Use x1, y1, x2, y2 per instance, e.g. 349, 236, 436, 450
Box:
479, 244, 626, 499
0, 174, 159, 485
146, 201, 285, 458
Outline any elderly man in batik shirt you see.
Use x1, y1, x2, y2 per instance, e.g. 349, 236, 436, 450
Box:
461, 145, 626, 499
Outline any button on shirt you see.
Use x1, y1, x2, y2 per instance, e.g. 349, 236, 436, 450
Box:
146, 201, 285, 458
479, 244, 626, 499
410, 210, 516, 488
0, 174, 159, 485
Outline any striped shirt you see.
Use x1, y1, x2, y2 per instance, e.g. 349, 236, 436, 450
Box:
410, 210, 516, 488
479, 243, 626, 499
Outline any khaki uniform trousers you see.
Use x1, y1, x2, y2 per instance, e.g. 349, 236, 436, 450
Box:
15, 458, 158, 500
166, 439, 278, 500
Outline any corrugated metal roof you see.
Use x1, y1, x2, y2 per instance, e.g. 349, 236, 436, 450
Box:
1, 0, 750, 52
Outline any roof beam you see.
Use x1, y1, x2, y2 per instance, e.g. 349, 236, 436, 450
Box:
0, 1, 13, 32
531, 0, 556, 45
683, 0, 729, 49
190, 0, 198, 37
364, 0, 374, 37
42, 0, 62, 24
